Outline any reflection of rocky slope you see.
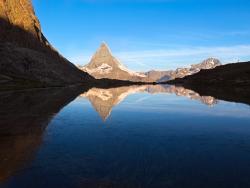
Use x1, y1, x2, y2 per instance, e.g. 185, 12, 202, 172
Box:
145, 58, 221, 82
167, 61, 250, 105
0, 0, 93, 90
81, 85, 218, 120
146, 85, 218, 106
79, 43, 151, 82
0, 86, 87, 182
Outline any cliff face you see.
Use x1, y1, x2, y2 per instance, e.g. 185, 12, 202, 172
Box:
0, 0, 49, 49
0, 0, 93, 89
0, 0, 39, 33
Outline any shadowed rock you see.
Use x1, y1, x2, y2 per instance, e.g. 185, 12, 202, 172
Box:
0, 0, 93, 90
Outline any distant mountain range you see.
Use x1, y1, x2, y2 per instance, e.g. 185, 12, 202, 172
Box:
79, 43, 221, 83
167, 61, 250, 105
144, 58, 221, 82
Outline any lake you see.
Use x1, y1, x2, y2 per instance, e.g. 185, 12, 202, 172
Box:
0, 85, 250, 188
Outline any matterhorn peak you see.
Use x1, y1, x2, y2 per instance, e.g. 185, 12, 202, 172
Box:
100, 41, 111, 51
81, 42, 148, 81
100, 41, 109, 48
90, 42, 114, 62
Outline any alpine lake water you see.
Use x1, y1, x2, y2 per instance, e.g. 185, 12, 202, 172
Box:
0, 84, 250, 188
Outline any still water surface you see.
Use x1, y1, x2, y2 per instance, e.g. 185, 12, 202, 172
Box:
0, 85, 250, 188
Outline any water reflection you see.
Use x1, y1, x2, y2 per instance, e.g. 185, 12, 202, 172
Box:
0, 86, 87, 182
81, 85, 218, 120
0, 84, 249, 187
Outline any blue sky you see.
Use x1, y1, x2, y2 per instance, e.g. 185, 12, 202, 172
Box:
33, 0, 250, 71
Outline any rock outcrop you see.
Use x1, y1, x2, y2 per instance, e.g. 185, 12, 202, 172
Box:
145, 58, 221, 82
79, 43, 152, 82
0, 0, 93, 90
0, 0, 48, 49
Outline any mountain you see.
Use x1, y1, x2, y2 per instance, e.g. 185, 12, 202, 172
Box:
0, 0, 93, 90
144, 70, 172, 82
145, 58, 221, 82
167, 61, 250, 105
190, 58, 221, 70
168, 61, 250, 86
79, 43, 152, 82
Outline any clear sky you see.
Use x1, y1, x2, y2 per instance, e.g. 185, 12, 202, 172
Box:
33, 0, 250, 71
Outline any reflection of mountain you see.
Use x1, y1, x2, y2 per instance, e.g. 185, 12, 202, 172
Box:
81, 86, 146, 120
0, 86, 87, 182
81, 85, 218, 120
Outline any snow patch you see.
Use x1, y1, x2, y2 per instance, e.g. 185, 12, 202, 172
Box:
85, 63, 113, 74
81, 89, 113, 101
116, 59, 146, 77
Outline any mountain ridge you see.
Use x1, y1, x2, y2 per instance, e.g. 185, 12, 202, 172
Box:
0, 0, 93, 90
145, 58, 221, 82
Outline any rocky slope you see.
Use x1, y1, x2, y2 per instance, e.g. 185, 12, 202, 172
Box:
79, 43, 152, 82
0, 0, 93, 90
167, 61, 250, 105
145, 58, 221, 82
168, 61, 250, 86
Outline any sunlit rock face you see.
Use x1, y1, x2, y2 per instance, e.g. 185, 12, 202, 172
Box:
145, 58, 222, 82
81, 85, 218, 120
0, 0, 92, 89
0, 0, 49, 49
79, 43, 152, 82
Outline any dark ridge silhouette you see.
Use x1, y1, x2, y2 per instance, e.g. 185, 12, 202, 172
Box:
166, 61, 250, 105
0, 86, 89, 182
0, 17, 94, 89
